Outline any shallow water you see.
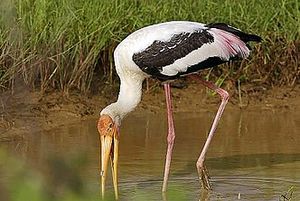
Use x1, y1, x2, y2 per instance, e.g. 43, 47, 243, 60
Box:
2, 109, 300, 200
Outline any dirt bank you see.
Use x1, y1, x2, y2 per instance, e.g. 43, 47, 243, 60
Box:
1, 81, 299, 142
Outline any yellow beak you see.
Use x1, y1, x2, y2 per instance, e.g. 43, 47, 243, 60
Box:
100, 130, 119, 199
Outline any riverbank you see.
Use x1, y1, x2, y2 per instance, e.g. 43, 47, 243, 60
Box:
1, 81, 299, 142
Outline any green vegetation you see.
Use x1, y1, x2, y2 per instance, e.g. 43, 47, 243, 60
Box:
0, 148, 191, 201
280, 186, 295, 201
0, 148, 97, 201
0, 0, 299, 93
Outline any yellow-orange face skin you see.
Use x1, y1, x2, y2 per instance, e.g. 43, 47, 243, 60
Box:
97, 114, 119, 200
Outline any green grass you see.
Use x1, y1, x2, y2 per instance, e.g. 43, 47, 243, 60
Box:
0, 148, 193, 201
0, 0, 299, 93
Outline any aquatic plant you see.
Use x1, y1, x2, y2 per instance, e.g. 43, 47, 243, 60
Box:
280, 186, 295, 201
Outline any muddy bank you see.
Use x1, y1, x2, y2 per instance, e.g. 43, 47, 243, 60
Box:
0, 82, 300, 141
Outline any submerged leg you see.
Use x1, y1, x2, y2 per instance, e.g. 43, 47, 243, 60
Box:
192, 75, 229, 190
162, 83, 176, 192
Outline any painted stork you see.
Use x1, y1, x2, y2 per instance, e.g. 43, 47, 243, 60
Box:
97, 21, 261, 199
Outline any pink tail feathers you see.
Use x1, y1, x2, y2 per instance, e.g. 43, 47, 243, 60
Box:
210, 28, 250, 60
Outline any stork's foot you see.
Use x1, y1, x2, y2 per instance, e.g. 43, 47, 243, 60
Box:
197, 164, 212, 190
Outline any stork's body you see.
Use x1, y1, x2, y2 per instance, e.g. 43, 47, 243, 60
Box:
98, 21, 261, 199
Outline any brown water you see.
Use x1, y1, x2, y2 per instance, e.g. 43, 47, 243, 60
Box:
2, 109, 300, 200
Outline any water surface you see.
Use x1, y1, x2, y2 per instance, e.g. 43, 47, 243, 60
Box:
2, 109, 300, 200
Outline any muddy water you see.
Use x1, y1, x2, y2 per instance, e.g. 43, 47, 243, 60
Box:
2, 109, 300, 200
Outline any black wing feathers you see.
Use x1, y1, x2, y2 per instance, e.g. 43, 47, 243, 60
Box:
132, 22, 261, 81
132, 29, 214, 74
206, 23, 262, 43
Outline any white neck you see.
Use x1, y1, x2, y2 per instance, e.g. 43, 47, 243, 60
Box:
100, 72, 145, 126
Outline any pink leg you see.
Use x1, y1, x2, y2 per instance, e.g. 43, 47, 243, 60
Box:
192, 75, 229, 190
162, 83, 175, 192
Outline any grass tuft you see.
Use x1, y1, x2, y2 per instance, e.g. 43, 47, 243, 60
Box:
0, 0, 299, 93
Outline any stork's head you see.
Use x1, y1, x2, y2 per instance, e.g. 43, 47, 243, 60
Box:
97, 114, 119, 199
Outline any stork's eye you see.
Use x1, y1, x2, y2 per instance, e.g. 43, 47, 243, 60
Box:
107, 123, 113, 131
